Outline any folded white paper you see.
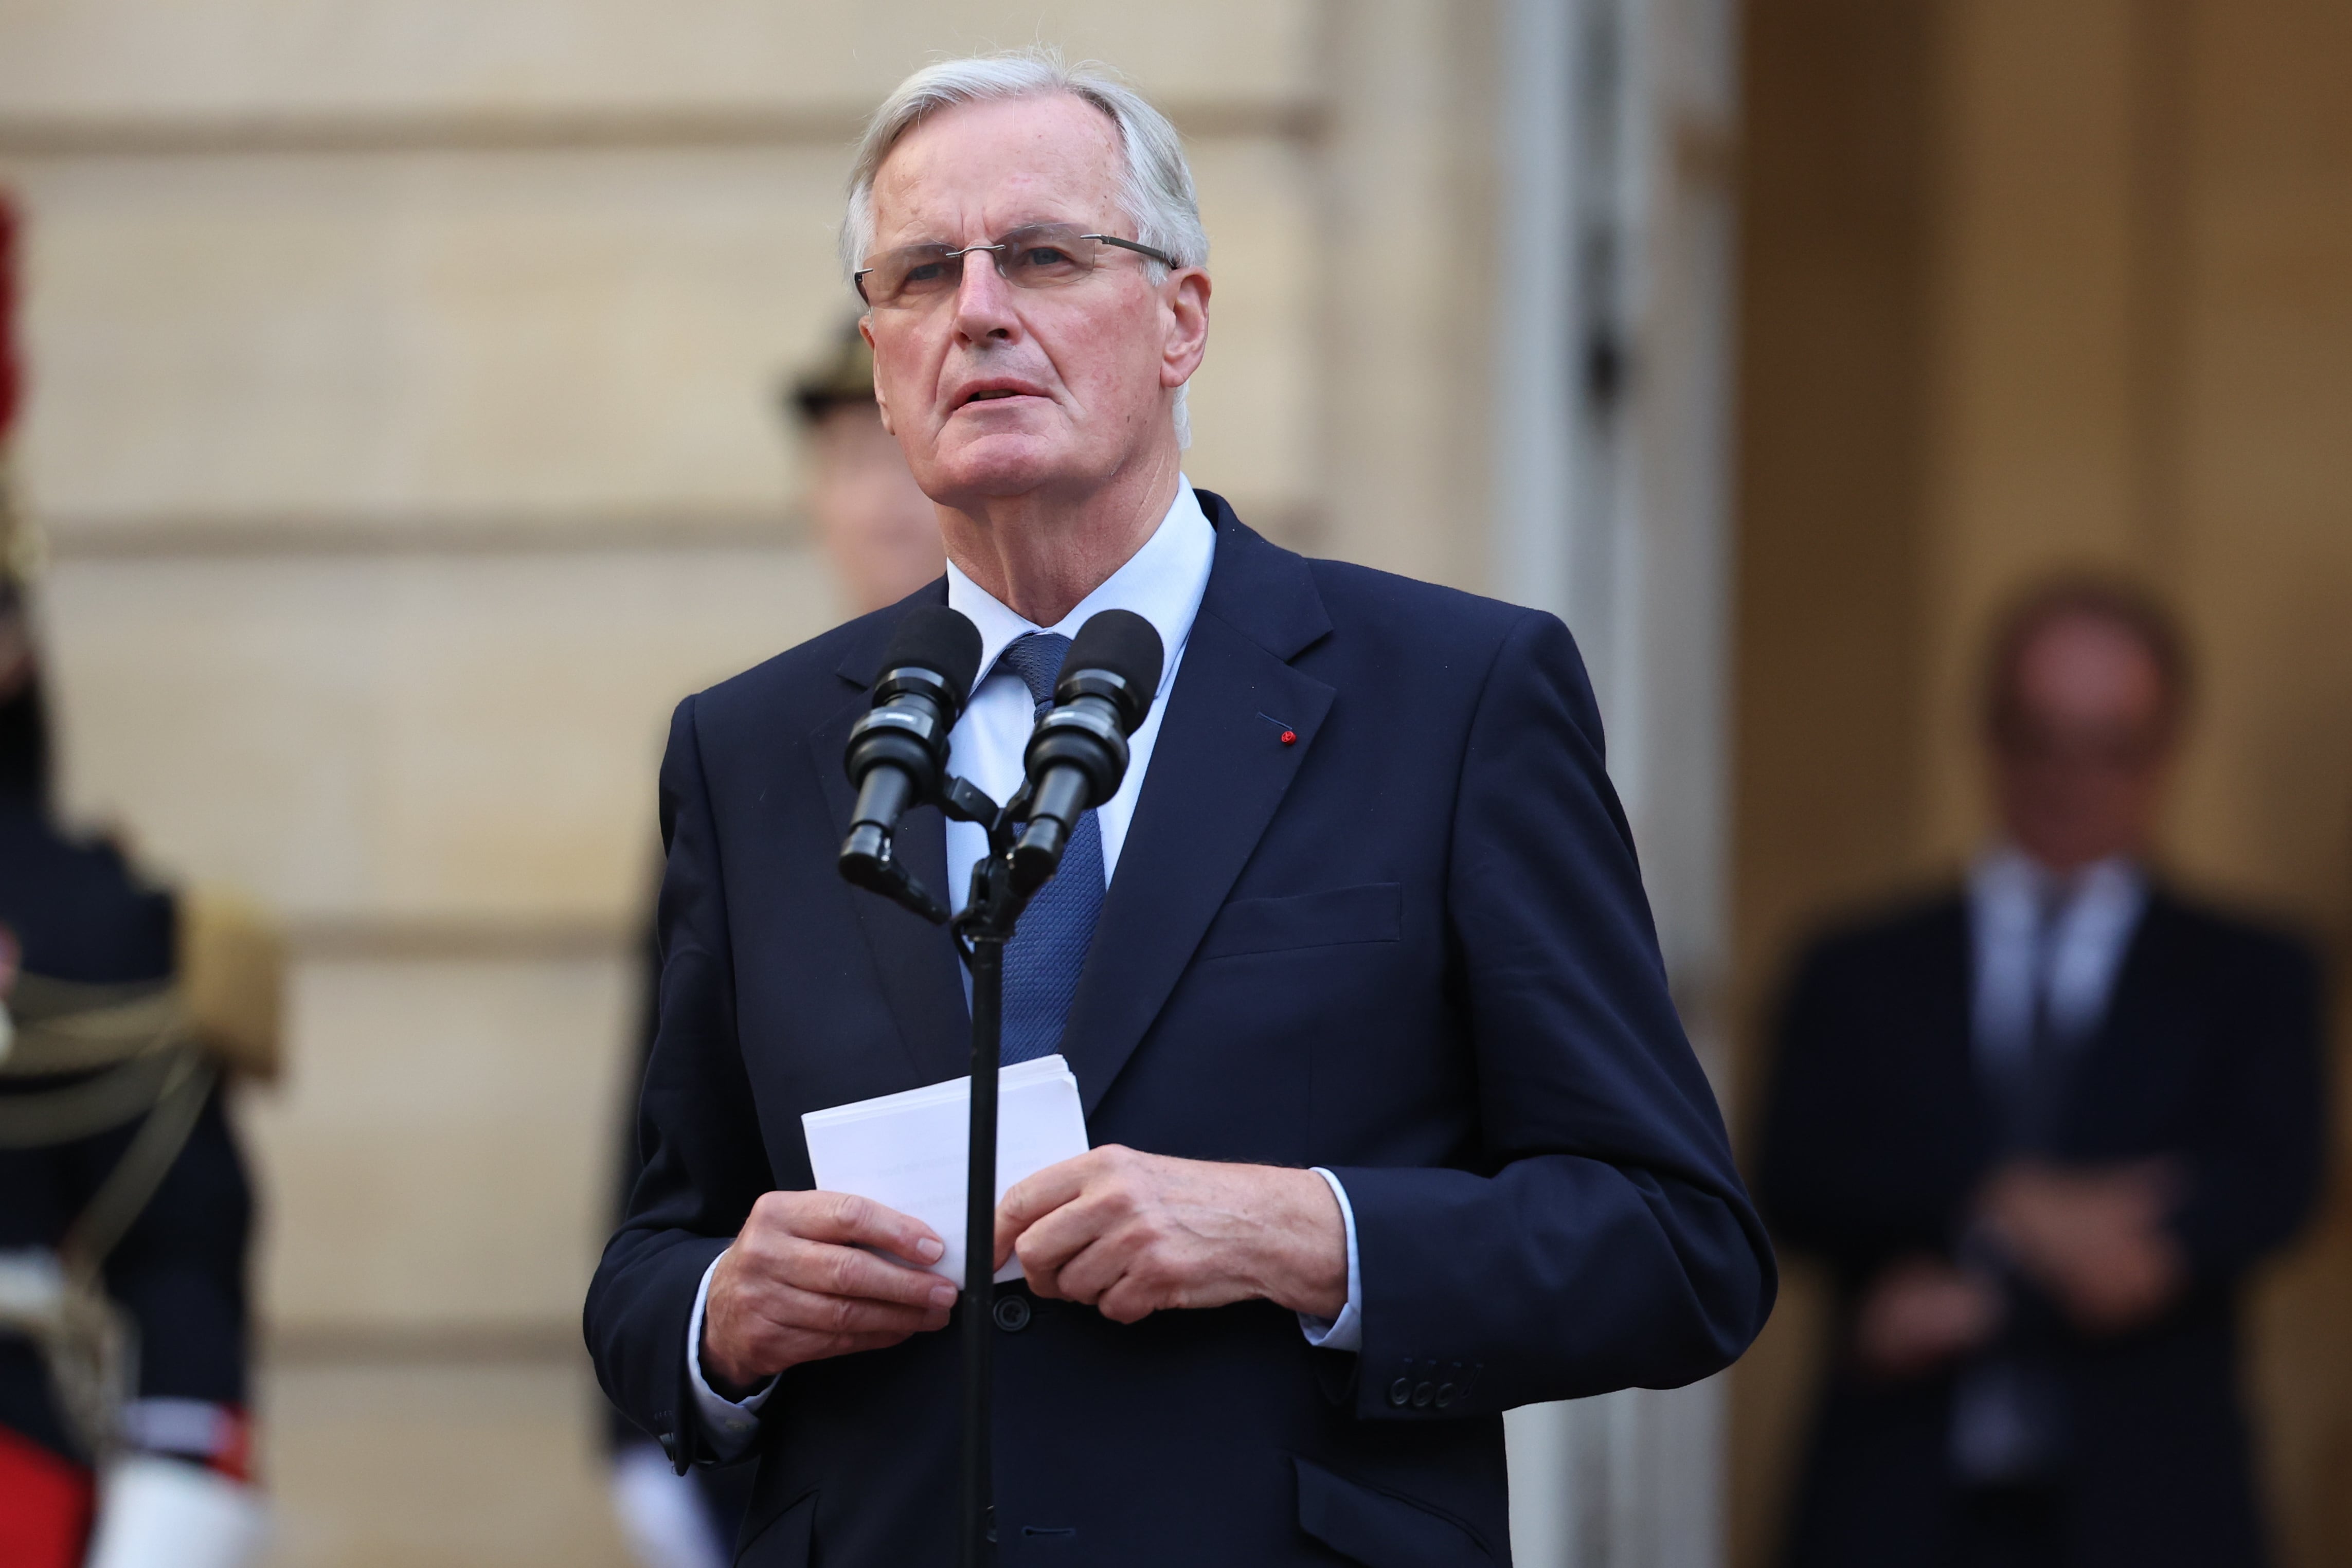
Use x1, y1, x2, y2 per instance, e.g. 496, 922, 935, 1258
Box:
802, 1054, 1090, 1286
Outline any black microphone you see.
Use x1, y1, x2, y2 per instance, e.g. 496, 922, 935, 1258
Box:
1011, 608, 1164, 891
839, 605, 983, 920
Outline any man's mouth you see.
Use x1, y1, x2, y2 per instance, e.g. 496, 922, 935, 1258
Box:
956, 383, 1045, 410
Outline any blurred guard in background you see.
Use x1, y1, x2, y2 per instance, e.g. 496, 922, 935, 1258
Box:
1760, 579, 2327, 1568
0, 193, 280, 1568
604, 318, 940, 1568
786, 317, 946, 620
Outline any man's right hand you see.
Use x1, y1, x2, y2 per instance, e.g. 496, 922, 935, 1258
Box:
1853, 1254, 2004, 1381
700, 1191, 958, 1397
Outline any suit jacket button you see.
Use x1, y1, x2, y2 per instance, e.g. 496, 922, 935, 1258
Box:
1388, 1378, 1413, 1407
993, 1294, 1032, 1332
1435, 1382, 1457, 1409
1412, 1381, 1435, 1408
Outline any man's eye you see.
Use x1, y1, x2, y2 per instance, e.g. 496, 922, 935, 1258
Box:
1019, 247, 1077, 268
900, 261, 949, 287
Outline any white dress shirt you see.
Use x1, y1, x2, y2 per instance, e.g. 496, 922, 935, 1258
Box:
1967, 845, 2148, 1077
687, 479, 1363, 1455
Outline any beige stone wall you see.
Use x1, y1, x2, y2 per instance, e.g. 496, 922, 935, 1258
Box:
1732, 3, 2352, 1565
1, 3, 1500, 1560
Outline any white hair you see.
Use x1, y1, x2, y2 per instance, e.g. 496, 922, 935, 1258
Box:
842, 48, 1209, 447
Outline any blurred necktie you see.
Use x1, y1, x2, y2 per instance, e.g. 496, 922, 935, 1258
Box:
2016, 878, 2077, 1154
1952, 875, 2079, 1486
991, 633, 1107, 1065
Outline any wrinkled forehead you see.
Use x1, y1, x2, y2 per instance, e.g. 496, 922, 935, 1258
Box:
867, 92, 1130, 248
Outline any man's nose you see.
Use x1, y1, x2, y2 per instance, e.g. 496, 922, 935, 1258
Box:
951, 250, 1019, 344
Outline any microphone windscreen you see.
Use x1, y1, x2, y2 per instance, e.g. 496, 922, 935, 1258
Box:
1065, 609, 1165, 718
878, 605, 984, 706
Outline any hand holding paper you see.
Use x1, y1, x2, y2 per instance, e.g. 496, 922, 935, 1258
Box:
703, 1057, 1091, 1394
698, 1186, 959, 1396
801, 1054, 1092, 1287
705, 1055, 1345, 1392
800, 1053, 1348, 1326
994, 1145, 1350, 1324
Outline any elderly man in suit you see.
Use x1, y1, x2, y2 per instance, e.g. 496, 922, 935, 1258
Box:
587, 49, 1773, 1566
1759, 581, 2326, 1568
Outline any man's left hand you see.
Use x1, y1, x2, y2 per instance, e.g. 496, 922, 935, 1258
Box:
1980, 1159, 2186, 1333
993, 1146, 1348, 1325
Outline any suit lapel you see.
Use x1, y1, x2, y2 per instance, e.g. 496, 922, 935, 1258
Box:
1058, 499, 1334, 1116
812, 588, 971, 1088
1932, 899, 1998, 1160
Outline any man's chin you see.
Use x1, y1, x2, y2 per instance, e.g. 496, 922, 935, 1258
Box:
928, 434, 1086, 500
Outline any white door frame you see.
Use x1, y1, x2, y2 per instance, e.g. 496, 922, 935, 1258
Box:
1491, 2, 1743, 1563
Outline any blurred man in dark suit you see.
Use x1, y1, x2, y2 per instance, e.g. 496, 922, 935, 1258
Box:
1759, 579, 2327, 1568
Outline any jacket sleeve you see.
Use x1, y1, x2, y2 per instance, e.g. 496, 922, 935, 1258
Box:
1331, 610, 1776, 1420
102, 1083, 253, 1412
2165, 930, 2329, 1287
583, 694, 774, 1467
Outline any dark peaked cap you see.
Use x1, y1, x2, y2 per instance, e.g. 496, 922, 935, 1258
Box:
784, 317, 878, 425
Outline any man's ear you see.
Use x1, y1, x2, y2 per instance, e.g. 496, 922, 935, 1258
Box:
859, 315, 896, 435
1159, 267, 1211, 390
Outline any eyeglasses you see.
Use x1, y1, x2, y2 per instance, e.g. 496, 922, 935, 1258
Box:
855, 223, 1176, 310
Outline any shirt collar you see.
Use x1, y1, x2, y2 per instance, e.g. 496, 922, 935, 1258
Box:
944, 477, 1216, 704
1969, 843, 2147, 917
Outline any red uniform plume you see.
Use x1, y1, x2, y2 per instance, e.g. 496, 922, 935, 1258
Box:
0, 195, 20, 446
0, 193, 19, 445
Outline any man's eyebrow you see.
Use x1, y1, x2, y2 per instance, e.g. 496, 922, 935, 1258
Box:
878, 213, 1099, 249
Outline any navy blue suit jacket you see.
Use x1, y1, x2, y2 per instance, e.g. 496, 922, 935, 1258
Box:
1758, 890, 2325, 1568
586, 495, 1774, 1566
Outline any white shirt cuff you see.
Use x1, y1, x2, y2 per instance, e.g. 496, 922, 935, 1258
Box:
1296, 1167, 1363, 1353
686, 1250, 775, 1457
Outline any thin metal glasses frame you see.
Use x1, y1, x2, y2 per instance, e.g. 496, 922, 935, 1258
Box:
854, 229, 1177, 307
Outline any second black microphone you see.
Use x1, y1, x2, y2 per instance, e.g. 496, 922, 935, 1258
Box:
1012, 609, 1165, 892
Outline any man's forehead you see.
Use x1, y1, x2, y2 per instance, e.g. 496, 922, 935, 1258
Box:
2016, 616, 2166, 717
869, 93, 1126, 242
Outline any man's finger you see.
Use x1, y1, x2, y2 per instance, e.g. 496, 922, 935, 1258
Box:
993, 1150, 1105, 1268
1092, 1270, 1168, 1326
762, 1285, 951, 1340
1015, 1193, 1139, 1301
777, 1239, 960, 1311
1038, 1230, 1134, 1307
770, 1189, 947, 1267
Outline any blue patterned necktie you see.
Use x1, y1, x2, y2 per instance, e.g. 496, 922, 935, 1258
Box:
991, 633, 1108, 1065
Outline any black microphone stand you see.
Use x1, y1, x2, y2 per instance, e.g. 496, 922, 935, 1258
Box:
851, 772, 1053, 1568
